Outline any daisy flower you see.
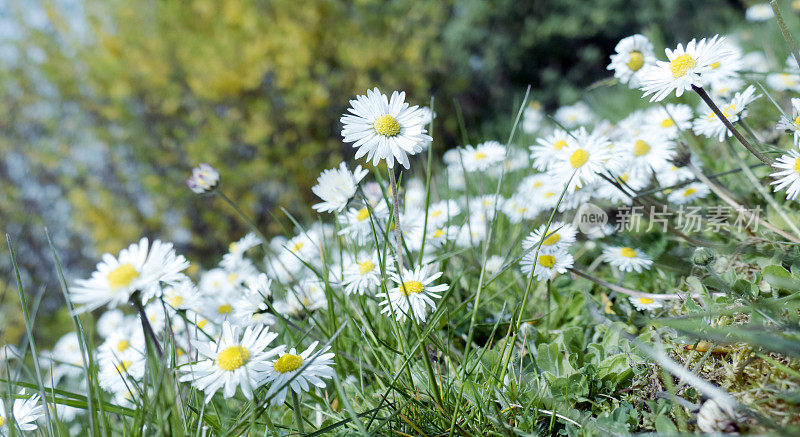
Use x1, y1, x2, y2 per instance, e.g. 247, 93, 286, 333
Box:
607, 34, 657, 88
692, 85, 760, 142
312, 162, 369, 213
260, 341, 335, 406
425, 225, 457, 248
639, 35, 731, 102
0, 390, 44, 432
529, 128, 571, 171
645, 104, 693, 139
554, 102, 594, 128
228, 233, 262, 257
459, 141, 506, 172
380, 265, 448, 323
620, 132, 676, 178
523, 222, 577, 253
338, 201, 390, 245
99, 350, 146, 395
771, 147, 800, 200
602, 246, 653, 273
522, 101, 544, 134
71, 238, 189, 312
520, 248, 574, 281
340, 88, 432, 169
163, 280, 202, 311
596, 171, 650, 205
97, 326, 145, 366
232, 273, 276, 327
745, 3, 774, 21
766, 72, 800, 92
179, 321, 282, 403
341, 251, 384, 296
629, 296, 663, 311
284, 280, 328, 314
550, 127, 617, 192
668, 182, 710, 204
187, 163, 220, 194
776, 98, 800, 145
427, 200, 460, 228
502, 195, 539, 224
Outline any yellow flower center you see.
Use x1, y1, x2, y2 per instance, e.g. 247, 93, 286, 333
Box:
373, 114, 401, 137
794, 159, 800, 175
291, 242, 304, 253
358, 261, 375, 275
401, 280, 424, 296
273, 353, 303, 373
709, 62, 720, 69
356, 208, 370, 222
433, 229, 444, 238
533, 181, 543, 187
626, 51, 644, 71
229, 242, 238, 252
670, 53, 697, 78
619, 173, 630, 182
569, 149, 589, 168
0, 416, 5, 427
620, 247, 637, 258
538, 255, 556, 268
544, 192, 555, 198
660, 118, 675, 128
553, 139, 568, 150
474, 151, 487, 160
431, 210, 442, 217
684, 188, 697, 197
216, 346, 250, 371
217, 304, 233, 314
167, 295, 184, 308
794, 115, 800, 127
116, 360, 133, 373
633, 139, 651, 157
638, 298, 654, 304
542, 233, 561, 245
117, 340, 130, 352
107, 263, 139, 291
197, 319, 208, 329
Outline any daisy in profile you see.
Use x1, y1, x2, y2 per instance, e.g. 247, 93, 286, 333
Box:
312, 162, 368, 213
520, 248, 574, 281
71, 238, 190, 312
260, 341, 335, 406
602, 246, 653, 273
554, 102, 594, 128
523, 222, 577, 253
639, 35, 731, 102
340, 88, 432, 169
0, 390, 44, 432
179, 321, 282, 403
232, 273, 276, 327
460, 141, 506, 172
607, 34, 657, 88
645, 104, 693, 139
550, 127, 616, 191
530, 129, 570, 171
522, 101, 544, 134
380, 265, 449, 323
668, 182, 710, 204
629, 296, 663, 311
745, 3, 774, 21
341, 251, 384, 296
776, 98, 800, 145
771, 146, 800, 200
228, 233, 261, 257
692, 85, 760, 142
767, 72, 800, 92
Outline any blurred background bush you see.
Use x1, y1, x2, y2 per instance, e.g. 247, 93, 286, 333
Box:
0, 0, 746, 337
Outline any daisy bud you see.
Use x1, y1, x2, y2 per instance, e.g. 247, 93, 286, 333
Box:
692, 247, 716, 267
187, 163, 220, 194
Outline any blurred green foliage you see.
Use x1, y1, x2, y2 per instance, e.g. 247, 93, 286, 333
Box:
1, 0, 743, 279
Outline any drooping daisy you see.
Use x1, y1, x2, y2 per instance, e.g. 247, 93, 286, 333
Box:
771, 146, 800, 200
341, 251, 384, 296
312, 162, 369, 213
607, 34, 657, 88
529, 128, 571, 171
554, 102, 594, 129
692, 85, 760, 142
745, 3, 774, 21
340, 88, 432, 169
776, 98, 800, 145
460, 141, 506, 172
550, 127, 617, 191
71, 238, 190, 312
645, 104, 693, 139
187, 163, 220, 194
639, 35, 732, 102
668, 182, 711, 204
523, 222, 578, 253
602, 246, 653, 273
520, 248, 574, 281
0, 390, 44, 432
629, 296, 663, 311
179, 321, 282, 403
380, 265, 449, 323
260, 341, 335, 406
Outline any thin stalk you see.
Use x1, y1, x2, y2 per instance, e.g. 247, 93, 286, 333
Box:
131, 293, 163, 356
216, 191, 269, 245
568, 267, 721, 300
292, 391, 306, 434
387, 169, 404, 271
692, 86, 772, 166
771, 0, 800, 69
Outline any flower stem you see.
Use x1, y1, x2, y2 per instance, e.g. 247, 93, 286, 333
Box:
132, 292, 163, 356
692, 86, 772, 167
387, 169, 404, 271
291, 391, 305, 434
216, 191, 270, 245
771, 0, 800, 70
